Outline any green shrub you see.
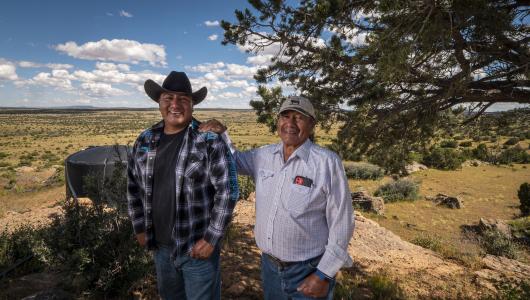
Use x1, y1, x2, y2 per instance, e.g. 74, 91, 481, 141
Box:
0, 225, 45, 278
504, 137, 519, 146
0, 152, 8, 159
480, 230, 518, 259
238, 175, 255, 201
422, 147, 464, 170
519, 183, 530, 216
334, 270, 405, 300
41, 162, 151, 297
472, 143, 489, 161
374, 179, 419, 202
496, 280, 530, 300
498, 146, 530, 164
440, 140, 458, 148
509, 217, 530, 246
459, 141, 472, 147
343, 162, 384, 180
411, 233, 442, 252
366, 271, 406, 300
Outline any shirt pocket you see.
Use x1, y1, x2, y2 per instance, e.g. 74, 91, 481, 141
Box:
284, 183, 313, 215
185, 151, 206, 180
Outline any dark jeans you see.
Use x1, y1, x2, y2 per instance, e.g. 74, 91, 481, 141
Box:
261, 253, 335, 300
154, 245, 221, 300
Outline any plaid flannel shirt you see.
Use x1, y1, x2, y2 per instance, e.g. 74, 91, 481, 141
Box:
127, 118, 239, 257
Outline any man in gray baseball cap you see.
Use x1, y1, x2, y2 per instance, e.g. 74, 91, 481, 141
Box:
201, 95, 354, 299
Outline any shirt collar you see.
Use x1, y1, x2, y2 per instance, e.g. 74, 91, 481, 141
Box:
272, 138, 312, 163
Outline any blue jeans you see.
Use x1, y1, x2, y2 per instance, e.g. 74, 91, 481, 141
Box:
261, 253, 335, 300
154, 245, 221, 300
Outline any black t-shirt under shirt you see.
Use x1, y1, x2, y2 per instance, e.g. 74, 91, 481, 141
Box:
152, 129, 186, 246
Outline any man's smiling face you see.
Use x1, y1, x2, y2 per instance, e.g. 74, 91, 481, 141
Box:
277, 110, 314, 149
158, 92, 192, 134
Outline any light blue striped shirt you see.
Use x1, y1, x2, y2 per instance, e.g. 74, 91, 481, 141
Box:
222, 133, 354, 277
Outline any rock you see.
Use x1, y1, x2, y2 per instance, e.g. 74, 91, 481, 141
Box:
478, 218, 512, 238
462, 159, 487, 167
351, 191, 385, 215
247, 191, 256, 202
429, 193, 463, 209
474, 255, 530, 290
405, 162, 428, 174
15, 166, 36, 173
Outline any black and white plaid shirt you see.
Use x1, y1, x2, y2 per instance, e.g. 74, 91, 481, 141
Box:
127, 119, 239, 257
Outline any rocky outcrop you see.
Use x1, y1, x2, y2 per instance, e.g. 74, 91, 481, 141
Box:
427, 193, 464, 209
478, 218, 513, 238
351, 191, 385, 215
405, 161, 428, 174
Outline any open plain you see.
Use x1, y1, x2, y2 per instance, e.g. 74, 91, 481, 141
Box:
0, 108, 529, 299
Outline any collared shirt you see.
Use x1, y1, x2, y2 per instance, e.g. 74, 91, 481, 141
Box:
127, 119, 239, 258
222, 133, 354, 278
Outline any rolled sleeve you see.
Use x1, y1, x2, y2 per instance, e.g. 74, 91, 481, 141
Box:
317, 157, 355, 277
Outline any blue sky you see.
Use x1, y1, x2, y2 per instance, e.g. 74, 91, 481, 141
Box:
0, 0, 278, 108
0, 1, 526, 111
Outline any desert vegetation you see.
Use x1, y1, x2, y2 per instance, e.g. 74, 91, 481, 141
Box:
0, 108, 528, 298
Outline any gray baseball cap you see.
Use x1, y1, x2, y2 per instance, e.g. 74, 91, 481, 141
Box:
278, 96, 316, 119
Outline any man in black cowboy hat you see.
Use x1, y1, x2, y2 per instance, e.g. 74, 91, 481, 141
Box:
127, 71, 239, 300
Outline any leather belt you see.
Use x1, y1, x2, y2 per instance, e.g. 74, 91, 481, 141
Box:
263, 253, 298, 269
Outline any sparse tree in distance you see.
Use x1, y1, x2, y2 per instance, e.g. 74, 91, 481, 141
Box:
222, 0, 529, 173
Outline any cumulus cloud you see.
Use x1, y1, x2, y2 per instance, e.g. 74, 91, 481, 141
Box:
30, 72, 73, 90
246, 54, 274, 66
18, 61, 74, 69
119, 10, 133, 18
186, 62, 225, 73
208, 34, 218, 41
55, 39, 167, 66
204, 20, 219, 27
0, 60, 18, 80
95, 62, 130, 72
80, 82, 128, 97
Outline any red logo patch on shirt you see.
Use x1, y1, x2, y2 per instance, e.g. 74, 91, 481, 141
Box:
294, 176, 313, 187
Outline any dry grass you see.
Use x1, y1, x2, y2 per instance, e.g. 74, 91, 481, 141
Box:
0, 109, 529, 264
353, 164, 530, 264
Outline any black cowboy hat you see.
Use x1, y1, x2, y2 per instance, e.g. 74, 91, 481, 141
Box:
144, 71, 207, 105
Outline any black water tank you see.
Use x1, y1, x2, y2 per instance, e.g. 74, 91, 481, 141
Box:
65, 145, 130, 198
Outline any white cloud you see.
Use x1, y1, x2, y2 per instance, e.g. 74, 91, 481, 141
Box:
186, 62, 225, 73
55, 39, 167, 66
119, 10, 133, 18
204, 20, 220, 27
18, 61, 74, 69
95, 62, 130, 72
246, 54, 274, 65
51, 69, 75, 80
208, 34, 218, 41
106, 12, 114, 17
225, 63, 259, 78
0, 60, 18, 80
30, 72, 73, 90
80, 82, 128, 97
